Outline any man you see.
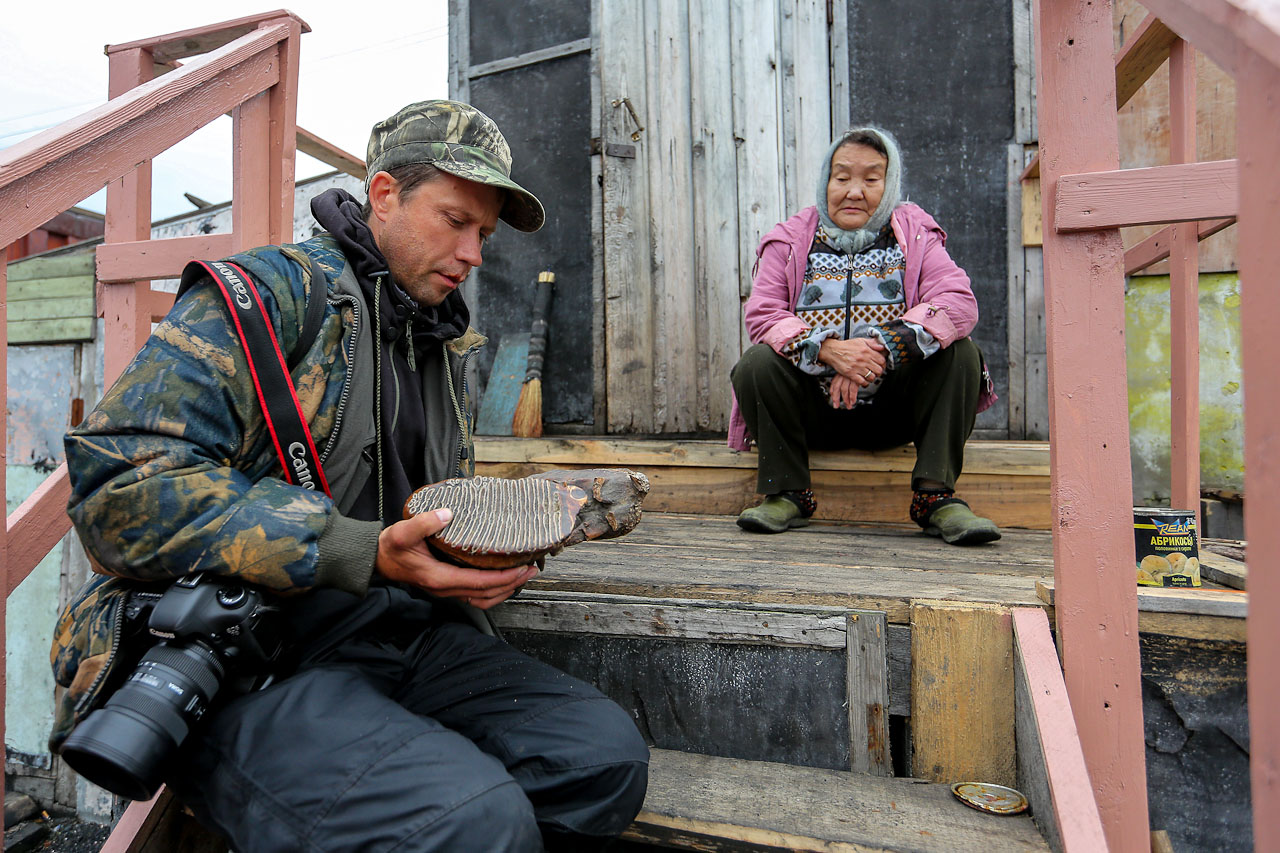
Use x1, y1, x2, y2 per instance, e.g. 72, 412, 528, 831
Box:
52, 101, 649, 851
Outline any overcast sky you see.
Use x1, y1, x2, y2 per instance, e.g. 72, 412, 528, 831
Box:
0, 0, 451, 220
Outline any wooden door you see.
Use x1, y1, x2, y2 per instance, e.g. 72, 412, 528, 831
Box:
598, 0, 843, 433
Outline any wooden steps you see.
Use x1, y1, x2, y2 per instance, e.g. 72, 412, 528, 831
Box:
493, 513, 1063, 849
475, 436, 1051, 529
626, 748, 1049, 852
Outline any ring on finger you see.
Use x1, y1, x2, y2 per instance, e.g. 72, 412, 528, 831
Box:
864, 369, 874, 380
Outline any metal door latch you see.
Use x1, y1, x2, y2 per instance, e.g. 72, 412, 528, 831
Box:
611, 97, 645, 141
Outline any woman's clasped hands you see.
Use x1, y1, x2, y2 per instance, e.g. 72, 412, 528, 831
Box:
819, 336, 887, 409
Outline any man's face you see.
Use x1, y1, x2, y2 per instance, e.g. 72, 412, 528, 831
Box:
371, 171, 502, 307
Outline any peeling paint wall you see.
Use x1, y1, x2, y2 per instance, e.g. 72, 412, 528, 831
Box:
1126, 273, 1244, 504
5, 466, 64, 758
6, 342, 98, 761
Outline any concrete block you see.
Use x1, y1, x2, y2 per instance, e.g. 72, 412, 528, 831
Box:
4, 794, 37, 829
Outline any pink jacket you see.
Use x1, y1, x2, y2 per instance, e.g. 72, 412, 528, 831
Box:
727, 203, 996, 450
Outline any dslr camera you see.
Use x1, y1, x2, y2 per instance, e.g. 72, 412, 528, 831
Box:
61, 573, 283, 800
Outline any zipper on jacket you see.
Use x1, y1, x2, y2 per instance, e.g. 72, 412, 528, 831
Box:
405, 318, 417, 372
74, 593, 129, 713
444, 342, 467, 474
842, 260, 854, 340
319, 293, 361, 464
374, 279, 386, 521
445, 340, 481, 476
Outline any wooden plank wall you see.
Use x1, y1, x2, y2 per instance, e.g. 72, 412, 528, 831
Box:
5, 252, 96, 344
602, 0, 832, 434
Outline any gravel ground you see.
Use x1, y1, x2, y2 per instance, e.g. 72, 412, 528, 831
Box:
4, 815, 111, 853
38, 816, 111, 853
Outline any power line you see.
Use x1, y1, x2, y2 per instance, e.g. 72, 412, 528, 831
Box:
307, 25, 448, 65
0, 99, 99, 127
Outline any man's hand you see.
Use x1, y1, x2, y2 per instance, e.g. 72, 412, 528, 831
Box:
376, 508, 537, 610
818, 337, 887, 385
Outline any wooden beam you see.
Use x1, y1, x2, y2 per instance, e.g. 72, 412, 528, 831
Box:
474, 436, 1051, 476
1139, 0, 1280, 77
6, 466, 71, 596
1020, 155, 1040, 181
0, 25, 287, 250
296, 127, 366, 180
1115, 15, 1179, 109
490, 599, 848, 648
1012, 608, 1109, 853
99, 789, 168, 853
910, 601, 1015, 787
1036, 579, 1247, 619
105, 10, 310, 64
1124, 217, 1235, 275
262, 17, 302, 246
102, 47, 156, 390
1033, 0, 1150, 845
1168, 40, 1201, 523
231, 89, 274, 251
1237, 45, 1280, 850
96, 234, 237, 283
1, 247, 8, 754
625, 749, 1049, 850
846, 611, 890, 776
1055, 159, 1238, 231
467, 37, 592, 80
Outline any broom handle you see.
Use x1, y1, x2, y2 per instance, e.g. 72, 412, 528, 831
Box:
525, 271, 555, 382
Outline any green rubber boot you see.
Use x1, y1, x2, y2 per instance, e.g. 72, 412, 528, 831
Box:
737, 495, 809, 534
924, 502, 1002, 545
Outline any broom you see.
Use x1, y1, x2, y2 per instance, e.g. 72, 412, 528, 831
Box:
512, 270, 555, 437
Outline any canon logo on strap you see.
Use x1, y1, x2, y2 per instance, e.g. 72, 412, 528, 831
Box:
212, 261, 253, 310
288, 441, 317, 490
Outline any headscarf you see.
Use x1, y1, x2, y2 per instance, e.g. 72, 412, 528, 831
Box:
815, 126, 904, 255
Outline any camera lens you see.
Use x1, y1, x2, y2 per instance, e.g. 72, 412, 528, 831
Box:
61, 641, 224, 801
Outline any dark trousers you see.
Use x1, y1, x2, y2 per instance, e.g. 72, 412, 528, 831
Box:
730, 338, 982, 494
169, 620, 649, 852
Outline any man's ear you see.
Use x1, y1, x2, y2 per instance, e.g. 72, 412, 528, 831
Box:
366, 171, 399, 223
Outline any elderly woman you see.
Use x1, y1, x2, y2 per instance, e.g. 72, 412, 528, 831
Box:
728, 126, 999, 544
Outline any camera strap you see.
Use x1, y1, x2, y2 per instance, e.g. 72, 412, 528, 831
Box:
182, 259, 332, 498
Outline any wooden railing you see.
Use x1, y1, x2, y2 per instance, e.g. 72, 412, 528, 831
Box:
1034, 0, 1276, 849
1, 9, 310, 845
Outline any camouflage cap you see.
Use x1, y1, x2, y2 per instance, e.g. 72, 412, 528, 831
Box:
366, 100, 545, 232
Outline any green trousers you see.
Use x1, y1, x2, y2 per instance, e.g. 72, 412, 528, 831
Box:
730, 338, 983, 495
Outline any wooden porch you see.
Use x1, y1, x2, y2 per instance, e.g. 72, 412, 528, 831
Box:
475, 438, 1246, 850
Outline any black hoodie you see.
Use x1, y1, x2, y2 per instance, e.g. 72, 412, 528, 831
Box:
310, 188, 470, 524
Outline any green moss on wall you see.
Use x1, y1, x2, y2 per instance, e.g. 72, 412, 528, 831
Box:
1126, 273, 1244, 504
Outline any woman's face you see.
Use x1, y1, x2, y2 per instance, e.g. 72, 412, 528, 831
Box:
826, 142, 888, 230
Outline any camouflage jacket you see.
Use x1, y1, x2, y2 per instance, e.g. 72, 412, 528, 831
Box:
49, 233, 484, 751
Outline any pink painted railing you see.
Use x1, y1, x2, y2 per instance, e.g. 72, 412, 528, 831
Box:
1034, 0, 1276, 849
1, 10, 309, 847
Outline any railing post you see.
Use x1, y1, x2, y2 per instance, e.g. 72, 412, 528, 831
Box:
2, 244, 9, 752
1168, 38, 1200, 525
1238, 45, 1280, 853
232, 14, 302, 251
102, 48, 156, 387
264, 16, 302, 245
1032, 0, 1149, 848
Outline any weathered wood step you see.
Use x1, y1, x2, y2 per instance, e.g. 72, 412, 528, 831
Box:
475, 436, 1051, 529
626, 748, 1049, 852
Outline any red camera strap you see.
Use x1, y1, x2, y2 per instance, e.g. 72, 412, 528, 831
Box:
188, 259, 332, 498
